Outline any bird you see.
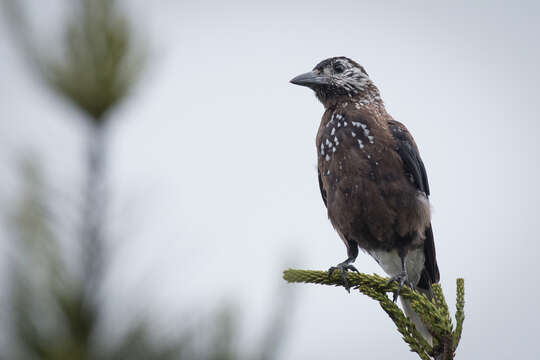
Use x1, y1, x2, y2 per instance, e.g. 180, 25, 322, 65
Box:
290, 56, 439, 342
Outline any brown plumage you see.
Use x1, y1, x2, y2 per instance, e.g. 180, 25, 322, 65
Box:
291, 57, 439, 342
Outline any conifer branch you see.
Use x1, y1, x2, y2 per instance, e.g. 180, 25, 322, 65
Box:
283, 269, 465, 360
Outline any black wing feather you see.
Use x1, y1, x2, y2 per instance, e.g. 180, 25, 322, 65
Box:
389, 121, 430, 196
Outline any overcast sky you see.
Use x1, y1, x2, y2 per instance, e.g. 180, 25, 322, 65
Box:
2, 0, 540, 359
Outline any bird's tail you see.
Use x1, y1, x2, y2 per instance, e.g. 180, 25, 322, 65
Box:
400, 287, 432, 345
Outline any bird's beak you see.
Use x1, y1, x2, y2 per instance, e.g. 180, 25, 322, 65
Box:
290, 71, 331, 88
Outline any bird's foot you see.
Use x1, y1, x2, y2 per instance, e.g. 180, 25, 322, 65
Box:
387, 271, 410, 302
328, 262, 359, 292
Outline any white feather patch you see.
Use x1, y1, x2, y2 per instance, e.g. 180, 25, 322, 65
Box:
368, 248, 425, 286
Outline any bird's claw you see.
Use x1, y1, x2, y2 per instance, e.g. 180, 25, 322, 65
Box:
328, 263, 359, 292
387, 271, 410, 302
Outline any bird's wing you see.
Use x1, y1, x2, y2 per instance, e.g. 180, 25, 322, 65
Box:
388, 120, 440, 286
318, 170, 327, 208
388, 120, 430, 196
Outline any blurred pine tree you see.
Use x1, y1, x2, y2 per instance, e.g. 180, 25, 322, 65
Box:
4, 157, 185, 360
1, 1, 292, 359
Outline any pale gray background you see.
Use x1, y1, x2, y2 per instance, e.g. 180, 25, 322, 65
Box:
1, 0, 540, 359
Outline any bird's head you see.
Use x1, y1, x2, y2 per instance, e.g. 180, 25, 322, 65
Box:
290, 57, 381, 108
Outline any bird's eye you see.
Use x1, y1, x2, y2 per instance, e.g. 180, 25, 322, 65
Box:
334, 64, 345, 74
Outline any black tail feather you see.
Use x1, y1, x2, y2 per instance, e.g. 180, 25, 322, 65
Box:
417, 225, 439, 291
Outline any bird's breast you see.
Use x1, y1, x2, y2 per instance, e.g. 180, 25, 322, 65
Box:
317, 111, 380, 165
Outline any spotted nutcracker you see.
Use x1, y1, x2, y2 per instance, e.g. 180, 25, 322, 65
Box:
291, 57, 440, 342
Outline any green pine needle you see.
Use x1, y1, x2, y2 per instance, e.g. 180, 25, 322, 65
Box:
453, 278, 465, 349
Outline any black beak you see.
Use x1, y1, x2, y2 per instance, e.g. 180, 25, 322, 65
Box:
290, 71, 331, 87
